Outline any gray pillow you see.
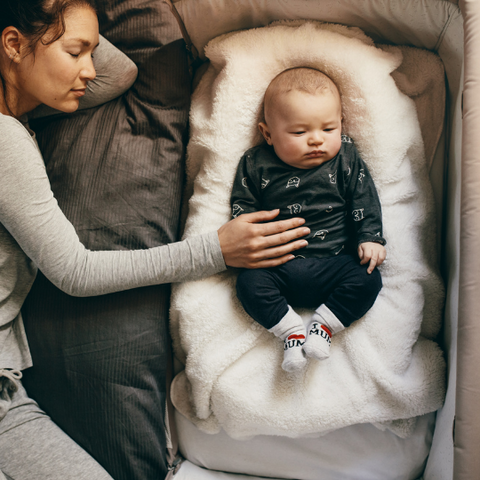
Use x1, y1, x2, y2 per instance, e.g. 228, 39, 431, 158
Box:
22, 2, 190, 480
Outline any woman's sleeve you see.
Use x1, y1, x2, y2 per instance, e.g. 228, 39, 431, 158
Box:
0, 122, 225, 297
29, 35, 138, 119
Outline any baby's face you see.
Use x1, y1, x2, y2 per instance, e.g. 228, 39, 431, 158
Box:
259, 90, 342, 169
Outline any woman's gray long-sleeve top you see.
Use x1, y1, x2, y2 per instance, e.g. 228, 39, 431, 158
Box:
0, 39, 225, 371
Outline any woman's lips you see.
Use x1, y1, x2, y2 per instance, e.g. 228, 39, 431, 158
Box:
71, 89, 86, 97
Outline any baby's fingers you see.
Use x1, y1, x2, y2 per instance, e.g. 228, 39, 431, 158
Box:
375, 248, 387, 268
367, 253, 378, 274
358, 245, 376, 274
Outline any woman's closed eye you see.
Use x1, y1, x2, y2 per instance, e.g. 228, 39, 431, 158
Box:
68, 50, 95, 59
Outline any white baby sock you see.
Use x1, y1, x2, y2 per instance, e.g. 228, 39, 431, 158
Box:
269, 306, 307, 372
303, 304, 345, 361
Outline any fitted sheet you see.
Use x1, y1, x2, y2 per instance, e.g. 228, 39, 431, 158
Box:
175, 409, 435, 480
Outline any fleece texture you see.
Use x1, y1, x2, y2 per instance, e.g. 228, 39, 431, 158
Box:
170, 21, 446, 440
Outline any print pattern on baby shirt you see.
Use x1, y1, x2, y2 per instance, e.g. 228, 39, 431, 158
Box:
285, 177, 300, 188
286, 177, 300, 189
242, 177, 248, 188
313, 230, 329, 240
341, 134, 352, 143
287, 204, 302, 214
358, 169, 365, 183
352, 208, 364, 221
329, 171, 337, 184
232, 204, 244, 218
261, 177, 270, 189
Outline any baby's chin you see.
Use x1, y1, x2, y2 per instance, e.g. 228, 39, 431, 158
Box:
282, 155, 335, 169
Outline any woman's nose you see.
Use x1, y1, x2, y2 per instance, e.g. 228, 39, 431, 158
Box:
80, 57, 97, 82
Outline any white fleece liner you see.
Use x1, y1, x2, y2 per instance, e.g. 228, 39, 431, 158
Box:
170, 21, 446, 440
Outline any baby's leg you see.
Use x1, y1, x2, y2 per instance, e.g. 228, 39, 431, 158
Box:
303, 255, 383, 360
236, 267, 306, 372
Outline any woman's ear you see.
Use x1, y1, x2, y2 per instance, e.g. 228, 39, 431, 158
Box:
258, 122, 273, 145
2, 26, 23, 62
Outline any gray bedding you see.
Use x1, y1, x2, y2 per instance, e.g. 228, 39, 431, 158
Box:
21, 2, 190, 479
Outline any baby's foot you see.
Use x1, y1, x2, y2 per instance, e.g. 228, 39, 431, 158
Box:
282, 333, 307, 372
303, 322, 332, 361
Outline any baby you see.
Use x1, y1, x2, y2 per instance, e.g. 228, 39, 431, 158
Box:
231, 67, 386, 372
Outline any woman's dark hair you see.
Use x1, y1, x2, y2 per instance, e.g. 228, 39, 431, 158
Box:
0, 0, 96, 115
1, 0, 97, 56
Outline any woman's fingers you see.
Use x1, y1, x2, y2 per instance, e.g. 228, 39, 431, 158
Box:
254, 239, 308, 261
239, 209, 282, 223
239, 238, 308, 269
241, 211, 310, 248
262, 223, 310, 247
250, 253, 298, 269
217, 210, 309, 269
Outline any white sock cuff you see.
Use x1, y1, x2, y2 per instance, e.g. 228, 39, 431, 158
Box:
314, 305, 345, 335
268, 306, 304, 340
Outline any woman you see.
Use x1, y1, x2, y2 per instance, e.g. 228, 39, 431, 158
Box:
0, 0, 310, 478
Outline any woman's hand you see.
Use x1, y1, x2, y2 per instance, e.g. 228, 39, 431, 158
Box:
218, 209, 310, 269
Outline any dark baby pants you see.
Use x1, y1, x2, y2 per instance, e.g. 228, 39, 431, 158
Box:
236, 254, 382, 330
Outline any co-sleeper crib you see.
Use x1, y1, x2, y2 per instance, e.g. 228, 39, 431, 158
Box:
164, 1, 473, 479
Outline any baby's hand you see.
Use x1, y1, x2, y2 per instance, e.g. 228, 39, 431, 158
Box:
357, 242, 386, 274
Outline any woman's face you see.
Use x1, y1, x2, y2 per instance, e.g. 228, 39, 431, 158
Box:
17, 5, 99, 113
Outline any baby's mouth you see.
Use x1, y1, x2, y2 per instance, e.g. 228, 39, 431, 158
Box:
306, 150, 324, 158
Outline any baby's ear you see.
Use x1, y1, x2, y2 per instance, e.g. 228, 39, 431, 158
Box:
258, 122, 273, 145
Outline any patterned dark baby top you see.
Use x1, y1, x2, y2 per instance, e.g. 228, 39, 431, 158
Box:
230, 136, 386, 258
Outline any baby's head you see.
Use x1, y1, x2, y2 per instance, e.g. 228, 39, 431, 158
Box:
259, 68, 342, 169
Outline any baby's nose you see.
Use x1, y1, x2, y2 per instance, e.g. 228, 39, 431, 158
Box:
309, 132, 324, 144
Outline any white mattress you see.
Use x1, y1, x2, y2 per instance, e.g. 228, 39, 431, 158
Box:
174, 409, 435, 480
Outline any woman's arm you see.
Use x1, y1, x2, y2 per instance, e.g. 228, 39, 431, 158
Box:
0, 118, 308, 296
0, 118, 223, 296
28, 36, 138, 119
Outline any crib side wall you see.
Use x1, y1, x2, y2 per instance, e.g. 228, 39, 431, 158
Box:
424, 8, 463, 477
454, 1, 480, 479
172, 0, 458, 59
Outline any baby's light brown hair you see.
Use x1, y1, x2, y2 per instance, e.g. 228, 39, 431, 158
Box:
263, 67, 340, 122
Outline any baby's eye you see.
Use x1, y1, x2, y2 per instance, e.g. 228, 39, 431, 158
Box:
291, 131, 306, 135
324, 128, 334, 132
69, 53, 80, 58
